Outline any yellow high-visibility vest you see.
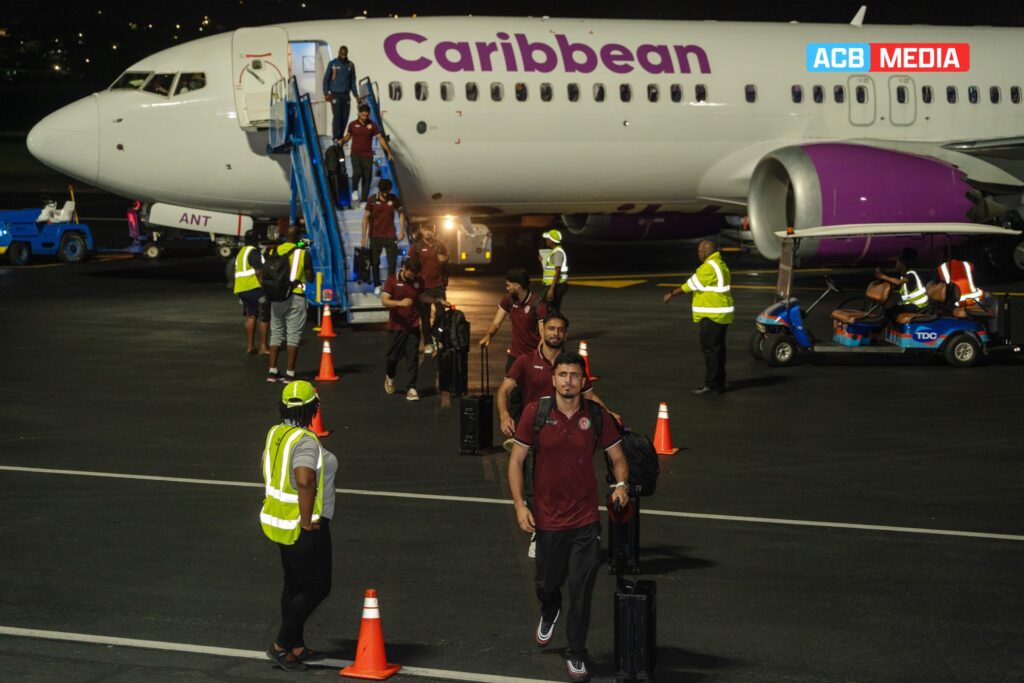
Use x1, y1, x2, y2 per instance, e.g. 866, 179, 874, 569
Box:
259, 424, 323, 545
233, 246, 260, 294
681, 251, 734, 324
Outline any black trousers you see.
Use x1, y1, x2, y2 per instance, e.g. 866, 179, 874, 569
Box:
351, 156, 374, 202
698, 318, 728, 389
386, 329, 419, 390
420, 286, 446, 343
277, 519, 332, 650
535, 521, 602, 660
547, 282, 569, 313
369, 237, 398, 287
330, 97, 351, 140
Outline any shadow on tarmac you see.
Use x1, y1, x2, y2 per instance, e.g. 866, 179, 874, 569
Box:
637, 546, 715, 575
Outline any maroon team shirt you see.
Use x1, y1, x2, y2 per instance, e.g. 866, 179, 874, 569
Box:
507, 346, 592, 408
365, 193, 401, 239
347, 119, 380, 158
414, 239, 448, 289
514, 399, 622, 531
382, 274, 424, 331
499, 291, 548, 357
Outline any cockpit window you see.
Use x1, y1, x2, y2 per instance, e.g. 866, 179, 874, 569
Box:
174, 73, 206, 96
143, 73, 176, 97
110, 71, 153, 90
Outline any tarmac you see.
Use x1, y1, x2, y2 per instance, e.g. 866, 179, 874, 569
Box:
2, 223, 1023, 682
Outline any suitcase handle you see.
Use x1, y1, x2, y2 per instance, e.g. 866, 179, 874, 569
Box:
480, 343, 490, 394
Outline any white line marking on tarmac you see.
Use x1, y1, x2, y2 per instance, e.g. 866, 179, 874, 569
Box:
2, 465, 1022, 542
0, 627, 561, 683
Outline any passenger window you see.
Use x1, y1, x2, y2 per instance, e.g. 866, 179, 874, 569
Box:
922, 85, 933, 104
855, 85, 867, 104
415, 81, 428, 101
813, 85, 824, 103
465, 82, 478, 102
744, 84, 756, 103
695, 84, 707, 102
143, 73, 175, 97
620, 84, 632, 102
670, 84, 682, 103
968, 86, 979, 104
174, 72, 206, 96
110, 71, 152, 90
440, 82, 454, 102
647, 84, 659, 103
593, 84, 606, 102
514, 82, 527, 102
791, 85, 803, 103
491, 83, 504, 101
567, 83, 580, 102
896, 86, 907, 104
947, 86, 958, 103
388, 81, 403, 101
540, 83, 553, 102
834, 85, 846, 103
1012, 86, 1022, 104
989, 86, 1000, 104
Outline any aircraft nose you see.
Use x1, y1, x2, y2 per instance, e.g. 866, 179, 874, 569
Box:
26, 95, 99, 185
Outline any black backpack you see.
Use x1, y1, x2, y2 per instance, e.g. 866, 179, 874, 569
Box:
435, 308, 470, 350
605, 424, 660, 497
261, 250, 294, 302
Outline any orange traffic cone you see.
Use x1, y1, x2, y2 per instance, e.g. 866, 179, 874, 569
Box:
318, 305, 337, 338
578, 340, 599, 381
315, 341, 340, 381
311, 406, 331, 437
340, 589, 401, 680
652, 402, 679, 455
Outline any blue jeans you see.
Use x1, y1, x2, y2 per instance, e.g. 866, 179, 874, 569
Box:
330, 96, 351, 140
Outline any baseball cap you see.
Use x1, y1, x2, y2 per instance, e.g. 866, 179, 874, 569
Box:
281, 380, 317, 406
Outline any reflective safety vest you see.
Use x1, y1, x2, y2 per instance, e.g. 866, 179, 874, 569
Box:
233, 246, 260, 294
681, 251, 734, 324
900, 270, 928, 309
542, 246, 569, 285
260, 424, 324, 545
939, 260, 983, 306
277, 243, 308, 294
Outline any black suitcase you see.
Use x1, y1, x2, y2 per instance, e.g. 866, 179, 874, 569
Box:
459, 347, 493, 455
353, 247, 373, 283
613, 501, 657, 682
608, 494, 641, 574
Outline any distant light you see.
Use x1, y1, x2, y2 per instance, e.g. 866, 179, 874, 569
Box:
111, 44, 118, 50
363, 9, 368, 14
78, 32, 83, 38
147, 23, 153, 29
175, 23, 181, 29
84, 58, 90, 63
443, 216, 455, 231
52, 64, 61, 71
97, 9, 102, 14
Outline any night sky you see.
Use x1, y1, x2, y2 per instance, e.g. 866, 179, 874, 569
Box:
2, 0, 1023, 129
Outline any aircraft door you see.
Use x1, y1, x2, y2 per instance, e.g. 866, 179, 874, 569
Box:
888, 76, 916, 126
232, 26, 289, 130
847, 76, 876, 126
315, 44, 332, 135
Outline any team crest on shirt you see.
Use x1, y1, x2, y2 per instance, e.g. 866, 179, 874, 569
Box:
578, 416, 591, 430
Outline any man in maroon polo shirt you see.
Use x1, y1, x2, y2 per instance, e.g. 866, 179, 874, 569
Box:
497, 311, 617, 442
479, 269, 548, 373
341, 104, 395, 202
361, 178, 406, 293
412, 222, 449, 354
381, 256, 446, 401
508, 351, 629, 683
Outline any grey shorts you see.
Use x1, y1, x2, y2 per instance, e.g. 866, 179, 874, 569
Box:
269, 295, 307, 347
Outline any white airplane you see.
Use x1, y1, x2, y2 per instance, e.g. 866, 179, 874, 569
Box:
25, 12, 1024, 269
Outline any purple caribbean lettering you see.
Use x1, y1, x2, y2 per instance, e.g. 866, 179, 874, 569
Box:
384, 32, 431, 72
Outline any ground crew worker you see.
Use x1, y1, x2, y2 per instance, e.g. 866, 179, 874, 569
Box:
323, 45, 358, 140
539, 229, 569, 311
262, 381, 338, 672
234, 230, 269, 355
874, 248, 928, 317
663, 239, 734, 394
939, 258, 985, 307
507, 352, 629, 683
267, 226, 314, 383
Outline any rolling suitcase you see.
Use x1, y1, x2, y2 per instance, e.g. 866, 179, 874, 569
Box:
613, 500, 657, 682
608, 493, 641, 574
459, 346, 493, 455
353, 247, 373, 283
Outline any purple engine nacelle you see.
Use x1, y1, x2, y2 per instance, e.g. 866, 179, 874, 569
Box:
747, 143, 976, 264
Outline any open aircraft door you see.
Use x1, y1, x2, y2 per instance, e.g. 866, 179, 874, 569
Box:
232, 27, 288, 130
314, 44, 333, 135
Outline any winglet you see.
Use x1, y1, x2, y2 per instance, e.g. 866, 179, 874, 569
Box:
850, 5, 867, 26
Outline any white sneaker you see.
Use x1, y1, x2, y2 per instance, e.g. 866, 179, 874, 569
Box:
384, 375, 395, 394
373, 285, 382, 295
423, 343, 435, 356
528, 532, 536, 559
406, 387, 420, 401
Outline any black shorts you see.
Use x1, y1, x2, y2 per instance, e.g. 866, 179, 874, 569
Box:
239, 290, 268, 320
